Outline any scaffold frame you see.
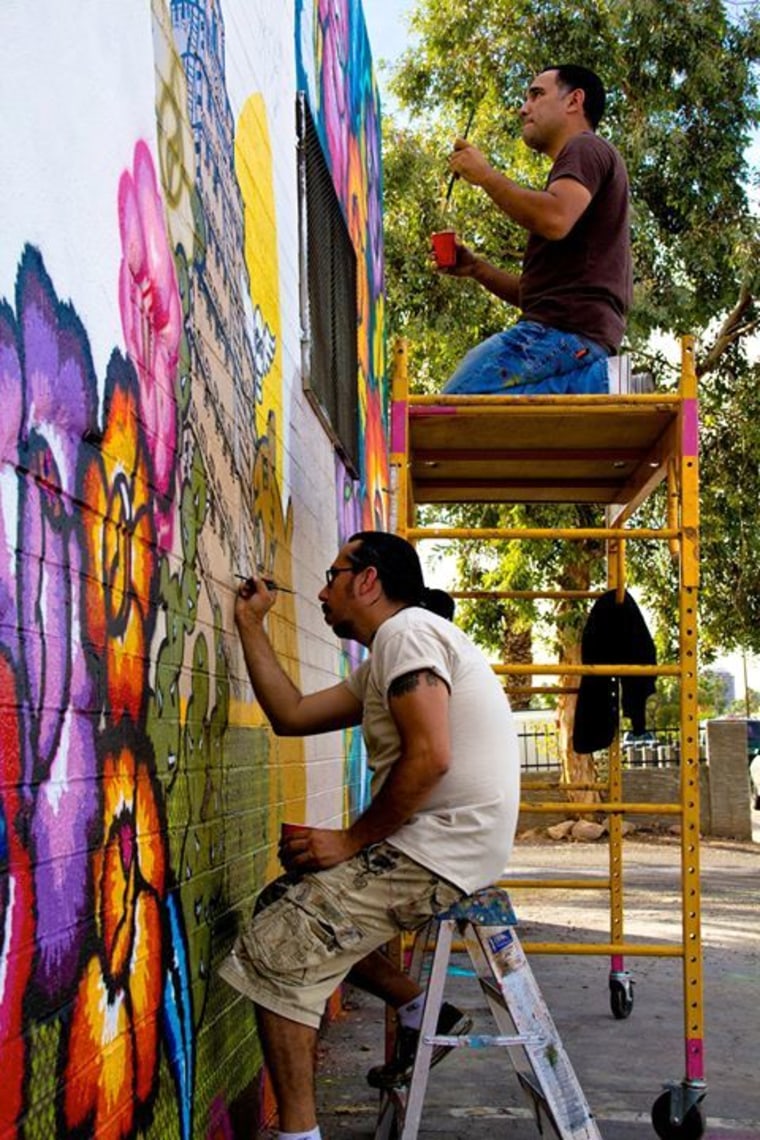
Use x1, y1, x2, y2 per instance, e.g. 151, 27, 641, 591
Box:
389, 336, 705, 1138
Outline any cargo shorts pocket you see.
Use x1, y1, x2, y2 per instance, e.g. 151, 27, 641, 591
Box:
243, 877, 364, 978
389, 877, 464, 931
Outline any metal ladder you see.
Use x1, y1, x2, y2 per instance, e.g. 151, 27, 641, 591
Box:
375, 887, 602, 1140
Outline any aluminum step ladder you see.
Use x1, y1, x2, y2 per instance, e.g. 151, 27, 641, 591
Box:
375, 887, 602, 1140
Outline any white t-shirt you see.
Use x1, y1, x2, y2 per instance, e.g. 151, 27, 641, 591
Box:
345, 607, 520, 894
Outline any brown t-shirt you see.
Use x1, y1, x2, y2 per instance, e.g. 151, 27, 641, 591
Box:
519, 132, 632, 352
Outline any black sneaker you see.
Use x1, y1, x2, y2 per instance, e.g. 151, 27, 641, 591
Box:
366, 1001, 473, 1089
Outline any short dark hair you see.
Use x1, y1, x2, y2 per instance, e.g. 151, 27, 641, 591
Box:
348, 531, 425, 605
548, 65, 606, 129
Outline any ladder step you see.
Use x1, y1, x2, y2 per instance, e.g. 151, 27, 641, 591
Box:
424, 1032, 546, 1049
376, 909, 603, 1140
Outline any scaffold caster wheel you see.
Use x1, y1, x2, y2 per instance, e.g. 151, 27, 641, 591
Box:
652, 1091, 706, 1139
609, 973, 634, 1019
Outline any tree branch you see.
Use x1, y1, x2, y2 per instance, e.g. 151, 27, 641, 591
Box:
696, 283, 756, 376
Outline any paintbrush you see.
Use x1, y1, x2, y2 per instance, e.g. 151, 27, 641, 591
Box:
235, 573, 296, 594
443, 106, 476, 207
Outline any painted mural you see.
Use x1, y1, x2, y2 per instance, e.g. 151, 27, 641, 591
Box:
296, 0, 389, 813
297, 0, 389, 533
0, 0, 385, 1137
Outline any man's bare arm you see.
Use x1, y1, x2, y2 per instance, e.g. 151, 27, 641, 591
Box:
440, 240, 521, 305
282, 668, 451, 872
450, 139, 592, 240
235, 581, 362, 735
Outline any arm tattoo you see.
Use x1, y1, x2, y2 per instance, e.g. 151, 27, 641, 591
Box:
388, 669, 443, 698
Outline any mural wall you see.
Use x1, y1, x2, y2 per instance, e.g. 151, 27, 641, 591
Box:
0, 1, 386, 1137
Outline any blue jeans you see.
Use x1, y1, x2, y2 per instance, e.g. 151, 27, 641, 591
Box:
443, 321, 610, 395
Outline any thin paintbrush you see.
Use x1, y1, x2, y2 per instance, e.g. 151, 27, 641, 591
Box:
234, 573, 296, 594
443, 106, 476, 207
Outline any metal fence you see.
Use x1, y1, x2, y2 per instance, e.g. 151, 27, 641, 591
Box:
517, 725, 707, 773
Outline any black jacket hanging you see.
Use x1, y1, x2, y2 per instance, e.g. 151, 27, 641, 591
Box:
572, 589, 657, 754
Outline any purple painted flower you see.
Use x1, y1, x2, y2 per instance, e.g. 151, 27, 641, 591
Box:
118, 140, 181, 552
0, 302, 23, 659
9, 246, 100, 1002
364, 95, 384, 299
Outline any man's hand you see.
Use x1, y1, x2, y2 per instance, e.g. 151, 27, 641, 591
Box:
234, 575, 276, 630
431, 239, 521, 304
279, 826, 359, 874
432, 237, 479, 278
449, 137, 494, 188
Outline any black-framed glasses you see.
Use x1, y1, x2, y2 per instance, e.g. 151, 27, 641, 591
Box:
324, 565, 357, 587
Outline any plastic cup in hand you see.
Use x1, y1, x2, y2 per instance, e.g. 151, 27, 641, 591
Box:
431, 230, 457, 268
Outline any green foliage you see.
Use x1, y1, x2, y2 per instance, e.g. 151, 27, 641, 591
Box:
728, 689, 760, 717
383, 0, 760, 661
390, 0, 760, 343
649, 669, 733, 727
699, 356, 760, 652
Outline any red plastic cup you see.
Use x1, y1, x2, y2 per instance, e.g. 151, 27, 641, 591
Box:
431, 230, 457, 268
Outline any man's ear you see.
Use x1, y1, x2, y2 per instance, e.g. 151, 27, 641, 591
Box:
567, 86, 586, 119
357, 564, 381, 597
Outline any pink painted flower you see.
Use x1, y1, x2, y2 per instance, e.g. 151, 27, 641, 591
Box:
318, 0, 350, 201
118, 141, 181, 551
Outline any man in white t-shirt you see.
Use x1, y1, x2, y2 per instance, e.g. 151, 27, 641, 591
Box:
219, 531, 519, 1140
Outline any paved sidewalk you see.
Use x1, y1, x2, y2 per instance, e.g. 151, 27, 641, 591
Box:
315, 834, 760, 1139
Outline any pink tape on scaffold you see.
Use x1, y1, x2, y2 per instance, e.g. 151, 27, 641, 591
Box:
390, 401, 407, 452
683, 398, 698, 457
686, 1037, 704, 1082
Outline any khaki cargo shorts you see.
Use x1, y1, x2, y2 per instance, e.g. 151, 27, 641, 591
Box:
218, 841, 463, 1028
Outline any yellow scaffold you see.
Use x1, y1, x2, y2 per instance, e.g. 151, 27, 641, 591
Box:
389, 336, 704, 1137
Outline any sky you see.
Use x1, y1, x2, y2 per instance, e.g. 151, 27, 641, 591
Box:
360, 0, 759, 701
362, 0, 414, 77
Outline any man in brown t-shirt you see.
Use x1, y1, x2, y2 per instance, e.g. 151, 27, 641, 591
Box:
440, 65, 632, 394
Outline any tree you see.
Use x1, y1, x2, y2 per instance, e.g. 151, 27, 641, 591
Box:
382, 0, 760, 785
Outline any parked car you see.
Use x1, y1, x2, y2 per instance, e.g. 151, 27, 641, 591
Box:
745, 720, 760, 808
746, 718, 760, 761
750, 754, 760, 811
622, 730, 659, 748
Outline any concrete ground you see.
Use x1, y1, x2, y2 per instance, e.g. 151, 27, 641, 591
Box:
315, 827, 760, 1139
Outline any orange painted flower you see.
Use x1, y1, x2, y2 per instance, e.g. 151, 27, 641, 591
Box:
64, 731, 165, 1138
80, 353, 157, 724
362, 383, 389, 530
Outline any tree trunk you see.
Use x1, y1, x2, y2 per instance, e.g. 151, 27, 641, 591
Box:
557, 640, 599, 803
502, 624, 533, 711
555, 548, 601, 804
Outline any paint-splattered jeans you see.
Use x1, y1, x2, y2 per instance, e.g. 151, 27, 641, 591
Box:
217, 842, 463, 1028
442, 320, 610, 395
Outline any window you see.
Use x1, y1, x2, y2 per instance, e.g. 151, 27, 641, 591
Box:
296, 93, 359, 475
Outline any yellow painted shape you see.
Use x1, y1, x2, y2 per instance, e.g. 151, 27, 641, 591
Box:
235, 95, 305, 876
236, 93, 284, 470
